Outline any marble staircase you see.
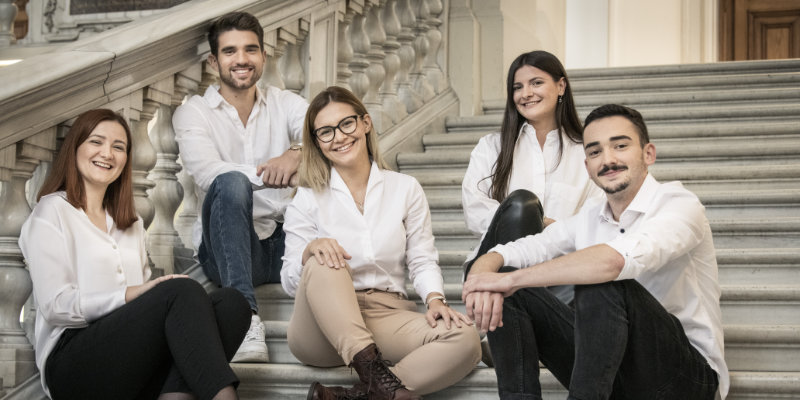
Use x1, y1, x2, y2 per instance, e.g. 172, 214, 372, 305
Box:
241, 59, 800, 399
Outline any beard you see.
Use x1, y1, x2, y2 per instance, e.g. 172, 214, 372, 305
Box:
595, 164, 630, 194
218, 64, 261, 91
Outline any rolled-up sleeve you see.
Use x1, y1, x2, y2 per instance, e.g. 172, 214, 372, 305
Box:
608, 193, 708, 281
404, 179, 444, 301
173, 102, 262, 190
490, 215, 578, 269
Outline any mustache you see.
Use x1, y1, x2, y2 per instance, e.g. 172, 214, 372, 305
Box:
598, 164, 627, 176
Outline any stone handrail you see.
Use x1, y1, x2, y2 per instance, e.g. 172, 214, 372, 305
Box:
0, 0, 450, 392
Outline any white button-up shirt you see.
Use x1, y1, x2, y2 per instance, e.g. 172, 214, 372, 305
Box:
462, 124, 603, 237
281, 163, 444, 301
491, 175, 729, 398
173, 83, 308, 248
19, 192, 150, 396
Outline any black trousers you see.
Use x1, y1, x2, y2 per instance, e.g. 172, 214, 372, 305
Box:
45, 278, 250, 400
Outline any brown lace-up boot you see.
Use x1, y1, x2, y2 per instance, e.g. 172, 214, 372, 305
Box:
306, 381, 367, 400
349, 343, 421, 400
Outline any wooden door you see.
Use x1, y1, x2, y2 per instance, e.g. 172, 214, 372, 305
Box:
719, 0, 800, 60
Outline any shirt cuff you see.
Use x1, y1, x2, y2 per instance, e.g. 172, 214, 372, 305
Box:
413, 271, 444, 303
605, 237, 640, 281
488, 244, 522, 269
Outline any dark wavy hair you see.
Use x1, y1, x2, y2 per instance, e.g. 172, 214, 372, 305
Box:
488, 50, 583, 202
37, 109, 138, 230
208, 11, 264, 56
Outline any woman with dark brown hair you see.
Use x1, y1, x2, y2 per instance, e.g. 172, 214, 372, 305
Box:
462, 50, 603, 306
19, 109, 250, 400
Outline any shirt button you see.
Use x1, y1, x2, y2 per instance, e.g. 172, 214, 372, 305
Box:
620, 229, 625, 233
117, 266, 123, 273
112, 244, 117, 250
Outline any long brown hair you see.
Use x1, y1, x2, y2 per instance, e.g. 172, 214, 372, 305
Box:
38, 109, 138, 229
298, 86, 390, 192
489, 50, 583, 202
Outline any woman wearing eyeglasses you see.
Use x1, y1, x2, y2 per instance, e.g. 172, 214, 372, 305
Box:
281, 86, 481, 400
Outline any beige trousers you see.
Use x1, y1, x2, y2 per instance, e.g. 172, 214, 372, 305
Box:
287, 258, 481, 395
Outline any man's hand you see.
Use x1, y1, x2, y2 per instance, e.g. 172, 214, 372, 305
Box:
463, 290, 505, 333
257, 148, 301, 188
462, 270, 517, 298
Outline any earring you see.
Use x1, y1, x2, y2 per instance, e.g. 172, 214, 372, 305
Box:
558, 95, 563, 104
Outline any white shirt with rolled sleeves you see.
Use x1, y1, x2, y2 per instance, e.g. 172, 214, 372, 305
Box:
490, 174, 729, 399
281, 162, 444, 302
19, 192, 150, 397
461, 124, 603, 256
173, 83, 308, 249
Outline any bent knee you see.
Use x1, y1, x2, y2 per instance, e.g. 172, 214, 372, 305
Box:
209, 171, 253, 203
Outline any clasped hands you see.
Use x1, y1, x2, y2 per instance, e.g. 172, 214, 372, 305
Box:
257, 149, 301, 188
461, 254, 519, 334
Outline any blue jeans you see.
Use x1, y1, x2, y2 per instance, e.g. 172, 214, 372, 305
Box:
198, 171, 284, 312
488, 280, 719, 400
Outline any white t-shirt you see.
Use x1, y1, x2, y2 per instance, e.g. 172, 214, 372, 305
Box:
281, 162, 444, 302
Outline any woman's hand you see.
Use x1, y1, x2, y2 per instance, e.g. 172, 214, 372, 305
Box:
125, 274, 189, 303
425, 299, 473, 329
303, 238, 352, 269
543, 217, 556, 227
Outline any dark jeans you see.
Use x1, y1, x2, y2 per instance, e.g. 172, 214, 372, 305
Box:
488, 280, 719, 400
45, 279, 250, 400
465, 189, 574, 304
198, 171, 285, 312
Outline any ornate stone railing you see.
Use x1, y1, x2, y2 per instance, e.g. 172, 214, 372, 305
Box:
0, 0, 451, 392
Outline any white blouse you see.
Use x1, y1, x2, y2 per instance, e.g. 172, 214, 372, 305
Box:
281, 162, 444, 302
461, 124, 604, 257
19, 192, 150, 396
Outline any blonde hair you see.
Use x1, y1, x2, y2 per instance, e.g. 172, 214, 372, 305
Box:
299, 86, 390, 192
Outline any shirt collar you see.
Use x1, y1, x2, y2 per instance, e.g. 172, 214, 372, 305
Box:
598, 173, 659, 223
519, 122, 560, 140
203, 84, 267, 109
330, 161, 383, 193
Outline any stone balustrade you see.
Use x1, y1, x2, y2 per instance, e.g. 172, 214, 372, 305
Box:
0, 0, 449, 392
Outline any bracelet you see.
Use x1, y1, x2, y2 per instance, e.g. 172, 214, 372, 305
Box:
426, 295, 448, 309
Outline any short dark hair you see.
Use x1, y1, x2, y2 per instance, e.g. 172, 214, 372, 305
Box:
208, 11, 264, 56
584, 104, 650, 146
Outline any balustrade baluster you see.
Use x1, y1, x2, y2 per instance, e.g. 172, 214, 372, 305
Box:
396, 0, 421, 112
131, 98, 159, 231
278, 20, 309, 95
336, 9, 356, 89
423, 0, 445, 93
0, 129, 56, 389
411, 0, 434, 102
365, 1, 389, 131
348, 10, 370, 100
380, 0, 407, 124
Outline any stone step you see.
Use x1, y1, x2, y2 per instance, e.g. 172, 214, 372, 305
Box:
422, 121, 800, 150
232, 365, 800, 399
399, 136, 800, 167
254, 282, 800, 326
401, 161, 800, 184
566, 58, 800, 80
260, 321, 799, 372
575, 87, 800, 109
436, 248, 800, 286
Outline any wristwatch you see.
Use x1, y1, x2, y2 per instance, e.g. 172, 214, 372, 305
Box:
426, 295, 448, 309
289, 143, 303, 151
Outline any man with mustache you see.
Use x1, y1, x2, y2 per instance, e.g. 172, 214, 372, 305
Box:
462, 104, 729, 399
173, 11, 308, 363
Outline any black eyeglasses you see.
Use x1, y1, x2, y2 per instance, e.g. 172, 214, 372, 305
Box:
313, 115, 362, 143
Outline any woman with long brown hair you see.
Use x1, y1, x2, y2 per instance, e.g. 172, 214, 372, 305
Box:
462, 50, 603, 305
19, 109, 250, 400
281, 87, 481, 400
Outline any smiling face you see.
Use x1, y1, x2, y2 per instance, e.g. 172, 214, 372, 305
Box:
512, 65, 565, 130
76, 120, 129, 192
583, 116, 656, 202
313, 101, 371, 170
209, 29, 265, 93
